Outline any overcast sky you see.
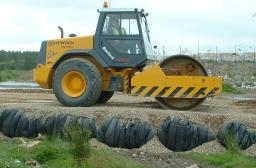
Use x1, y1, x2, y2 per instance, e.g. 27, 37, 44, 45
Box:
0, 0, 256, 52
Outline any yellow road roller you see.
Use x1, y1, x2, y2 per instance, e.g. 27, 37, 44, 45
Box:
33, 8, 222, 110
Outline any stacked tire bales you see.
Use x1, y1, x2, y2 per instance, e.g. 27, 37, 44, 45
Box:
1, 109, 256, 152
0, 110, 154, 150
157, 117, 216, 152
0, 110, 96, 139
217, 122, 256, 150
97, 117, 155, 149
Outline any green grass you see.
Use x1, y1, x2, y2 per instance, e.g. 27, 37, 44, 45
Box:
86, 149, 146, 168
189, 151, 256, 168
0, 137, 153, 168
0, 70, 32, 82
187, 133, 256, 168
223, 83, 242, 94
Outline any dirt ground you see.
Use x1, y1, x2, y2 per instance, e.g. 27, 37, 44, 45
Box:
0, 90, 255, 167
0, 90, 255, 131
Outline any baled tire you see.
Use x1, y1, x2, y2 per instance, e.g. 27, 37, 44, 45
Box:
52, 114, 68, 137
0, 109, 13, 131
76, 116, 97, 138
53, 58, 102, 107
35, 117, 47, 135
1, 110, 18, 137
97, 117, 120, 147
157, 117, 215, 152
97, 117, 155, 149
96, 91, 114, 104
217, 122, 254, 150
15, 114, 30, 137
45, 116, 57, 135
44, 114, 97, 138
8, 111, 23, 137
27, 116, 39, 137
1, 109, 22, 137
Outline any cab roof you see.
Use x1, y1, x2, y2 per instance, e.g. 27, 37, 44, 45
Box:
97, 8, 144, 13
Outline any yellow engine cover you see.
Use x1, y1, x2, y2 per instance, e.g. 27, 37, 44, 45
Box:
131, 65, 222, 98
33, 36, 94, 89
46, 36, 94, 66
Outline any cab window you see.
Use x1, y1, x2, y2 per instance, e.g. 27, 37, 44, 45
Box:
102, 14, 139, 35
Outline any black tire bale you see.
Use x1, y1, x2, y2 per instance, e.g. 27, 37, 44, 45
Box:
186, 126, 199, 151
144, 122, 155, 142
105, 118, 120, 147
27, 116, 39, 138
217, 122, 254, 150
53, 114, 68, 137
97, 117, 114, 143
9, 111, 23, 138
2, 109, 20, 137
35, 116, 47, 135
157, 117, 216, 152
127, 122, 137, 148
0, 109, 14, 131
123, 120, 154, 149
137, 121, 149, 146
89, 118, 97, 138
123, 121, 133, 148
98, 117, 155, 149
45, 115, 57, 135
174, 118, 188, 151
77, 116, 97, 138
157, 118, 170, 146
118, 124, 127, 148
64, 115, 79, 129
207, 129, 216, 142
15, 114, 30, 137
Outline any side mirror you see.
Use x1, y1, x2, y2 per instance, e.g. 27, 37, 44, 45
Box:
153, 46, 158, 49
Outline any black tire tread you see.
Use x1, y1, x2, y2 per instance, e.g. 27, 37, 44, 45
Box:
53, 58, 102, 107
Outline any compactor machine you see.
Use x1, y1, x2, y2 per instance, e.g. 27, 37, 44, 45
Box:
34, 6, 222, 110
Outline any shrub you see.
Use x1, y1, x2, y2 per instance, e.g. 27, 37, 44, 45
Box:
64, 125, 92, 166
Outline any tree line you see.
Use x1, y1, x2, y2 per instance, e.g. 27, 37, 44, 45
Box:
0, 50, 38, 70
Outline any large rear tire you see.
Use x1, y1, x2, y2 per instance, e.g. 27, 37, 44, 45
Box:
96, 91, 114, 104
53, 58, 102, 107
155, 55, 208, 110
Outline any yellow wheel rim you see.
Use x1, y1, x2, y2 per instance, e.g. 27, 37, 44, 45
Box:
62, 71, 86, 97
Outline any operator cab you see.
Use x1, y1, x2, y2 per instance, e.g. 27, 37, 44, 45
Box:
94, 8, 153, 68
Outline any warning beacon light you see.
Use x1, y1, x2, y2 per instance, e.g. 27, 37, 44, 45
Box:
103, 0, 109, 8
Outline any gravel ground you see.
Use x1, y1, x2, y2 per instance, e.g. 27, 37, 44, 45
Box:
192, 140, 226, 154
0, 90, 255, 164
91, 137, 205, 168
244, 144, 256, 157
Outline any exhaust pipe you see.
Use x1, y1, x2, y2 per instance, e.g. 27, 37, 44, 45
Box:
58, 26, 64, 38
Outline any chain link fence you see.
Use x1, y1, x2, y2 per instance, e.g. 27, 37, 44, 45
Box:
154, 45, 256, 63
